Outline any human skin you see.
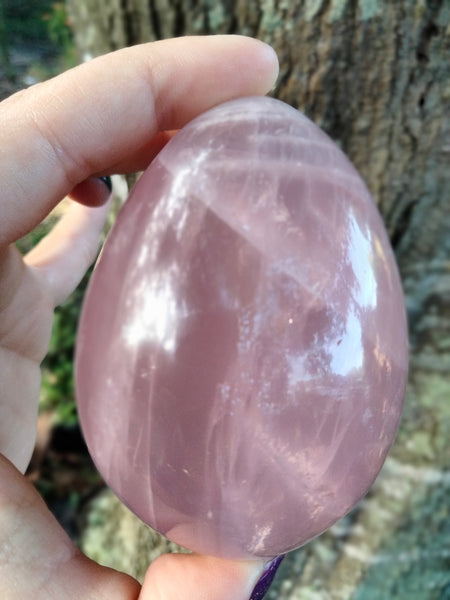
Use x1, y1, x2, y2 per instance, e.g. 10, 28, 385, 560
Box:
0, 35, 279, 600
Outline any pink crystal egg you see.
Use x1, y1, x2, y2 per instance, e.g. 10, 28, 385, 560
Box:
75, 96, 408, 560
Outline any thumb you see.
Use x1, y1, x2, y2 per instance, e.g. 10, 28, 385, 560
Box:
140, 552, 265, 600
24, 179, 111, 307
0, 454, 140, 600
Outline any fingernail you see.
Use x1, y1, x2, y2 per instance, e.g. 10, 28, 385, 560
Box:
99, 176, 112, 192
69, 176, 112, 207
249, 555, 285, 600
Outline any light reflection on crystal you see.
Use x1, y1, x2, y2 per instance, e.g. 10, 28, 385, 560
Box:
122, 268, 181, 353
330, 308, 364, 377
347, 212, 378, 309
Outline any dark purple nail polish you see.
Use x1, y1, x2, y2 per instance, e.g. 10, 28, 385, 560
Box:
250, 555, 285, 600
99, 176, 112, 192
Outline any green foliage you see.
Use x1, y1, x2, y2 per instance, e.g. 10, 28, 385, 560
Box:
7, 2, 82, 427
2, 0, 55, 44
16, 217, 58, 254
43, 2, 72, 51
0, 0, 15, 82
2, 0, 76, 80
40, 274, 89, 426
17, 220, 88, 428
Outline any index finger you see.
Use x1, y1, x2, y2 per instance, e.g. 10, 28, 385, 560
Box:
0, 35, 278, 246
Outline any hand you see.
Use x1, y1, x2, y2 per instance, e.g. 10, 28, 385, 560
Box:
0, 35, 279, 599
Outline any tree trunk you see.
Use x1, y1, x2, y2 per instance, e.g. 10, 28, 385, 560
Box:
67, 1, 450, 597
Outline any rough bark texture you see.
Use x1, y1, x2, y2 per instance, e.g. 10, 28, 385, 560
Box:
67, 1, 450, 597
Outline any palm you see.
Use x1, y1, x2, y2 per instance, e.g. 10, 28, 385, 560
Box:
0, 245, 54, 472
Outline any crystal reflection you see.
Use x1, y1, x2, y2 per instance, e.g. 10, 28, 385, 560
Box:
121, 264, 183, 354
348, 211, 377, 309
285, 307, 364, 384
120, 182, 197, 354
330, 308, 363, 376
326, 210, 378, 377
284, 210, 378, 383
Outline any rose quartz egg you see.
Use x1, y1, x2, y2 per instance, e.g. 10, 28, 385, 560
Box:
75, 96, 408, 559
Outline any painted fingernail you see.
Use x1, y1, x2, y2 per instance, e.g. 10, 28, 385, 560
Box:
99, 176, 112, 192
249, 555, 285, 600
69, 176, 113, 207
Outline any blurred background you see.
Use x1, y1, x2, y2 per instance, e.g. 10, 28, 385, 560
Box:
1, 1, 449, 598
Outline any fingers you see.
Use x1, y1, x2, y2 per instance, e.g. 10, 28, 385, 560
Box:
0, 454, 140, 599
0, 450, 264, 600
24, 187, 111, 307
140, 552, 265, 600
69, 175, 112, 207
0, 35, 278, 247
101, 130, 177, 175
0, 36, 278, 598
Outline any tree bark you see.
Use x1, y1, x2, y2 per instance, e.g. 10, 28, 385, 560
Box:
67, 1, 450, 597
